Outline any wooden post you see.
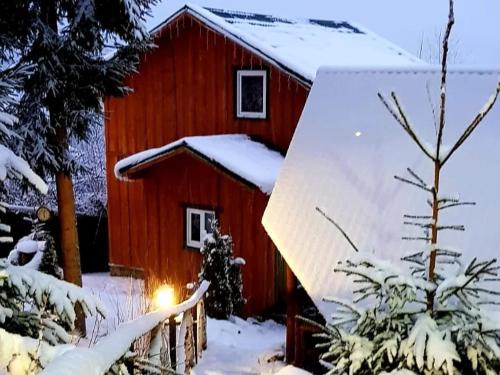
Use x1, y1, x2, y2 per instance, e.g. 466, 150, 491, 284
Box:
285, 264, 298, 364
169, 316, 177, 370
198, 299, 207, 351
182, 310, 195, 373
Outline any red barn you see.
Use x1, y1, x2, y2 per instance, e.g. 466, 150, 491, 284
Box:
105, 4, 421, 316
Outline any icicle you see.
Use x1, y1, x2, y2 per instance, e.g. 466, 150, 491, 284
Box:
288, 75, 291, 90
206, 28, 209, 50
176, 21, 179, 37
250, 55, 253, 69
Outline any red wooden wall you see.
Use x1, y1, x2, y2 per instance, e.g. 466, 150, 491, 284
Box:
140, 151, 277, 315
104, 12, 308, 314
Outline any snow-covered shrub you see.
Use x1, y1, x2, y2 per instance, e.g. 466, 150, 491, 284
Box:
198, 220, 245, 319
317, 3, 500, 374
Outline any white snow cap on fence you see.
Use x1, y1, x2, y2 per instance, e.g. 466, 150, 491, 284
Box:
263, 67, 500, 319
115, 134, 284, 194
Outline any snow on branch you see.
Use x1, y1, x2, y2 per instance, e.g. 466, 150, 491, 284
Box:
440, 80, 500, 166
0, 260, 106, 329
40, 281, 210, 375
377, 92, 435, 161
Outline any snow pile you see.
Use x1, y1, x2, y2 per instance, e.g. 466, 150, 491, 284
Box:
151, 5, 423, 84
115, 134, 284, 194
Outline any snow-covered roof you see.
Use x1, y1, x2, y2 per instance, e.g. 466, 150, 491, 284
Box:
262, 67, 500, 318
115, 134, 283, 194
150, 4, 424, 85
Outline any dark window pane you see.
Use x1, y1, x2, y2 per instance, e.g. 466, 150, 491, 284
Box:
190, 213, 201, 242
205, 213, 215, 234
241, 75, 264, 113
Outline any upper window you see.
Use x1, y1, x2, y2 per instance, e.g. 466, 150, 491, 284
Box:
186, 207, 215, 249
236, 70, 267, 119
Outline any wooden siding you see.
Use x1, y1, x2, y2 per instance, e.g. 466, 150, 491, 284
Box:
141, 152, 277, 315
105, 12, 308, 314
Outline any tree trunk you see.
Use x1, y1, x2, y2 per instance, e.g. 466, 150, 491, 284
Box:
56, 127, 85, 335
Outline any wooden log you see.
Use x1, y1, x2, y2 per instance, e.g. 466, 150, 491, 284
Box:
285, 264, 298, 364
181, 310, 195, 374
197, 299, 207, 351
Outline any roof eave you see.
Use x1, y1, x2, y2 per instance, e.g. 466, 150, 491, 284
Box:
149, 5, 313, 88
118, 143, 264, 193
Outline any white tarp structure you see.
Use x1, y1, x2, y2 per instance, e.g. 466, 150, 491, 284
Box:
262, 67, 500, 319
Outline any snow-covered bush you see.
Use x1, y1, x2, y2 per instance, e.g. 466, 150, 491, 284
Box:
317, 2, 500, 374
199, 220, 245, 319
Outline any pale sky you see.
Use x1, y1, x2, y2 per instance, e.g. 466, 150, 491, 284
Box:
147, 0, 500, 66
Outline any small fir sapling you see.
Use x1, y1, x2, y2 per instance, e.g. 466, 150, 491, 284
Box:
198, 219, 245, 319
315, 1, 500, 374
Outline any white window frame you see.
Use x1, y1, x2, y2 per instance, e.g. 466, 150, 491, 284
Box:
186, 207, 216, 249
236, 70, 267, 119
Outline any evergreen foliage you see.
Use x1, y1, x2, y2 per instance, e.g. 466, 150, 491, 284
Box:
316, 2, 500, 374
0, 0, 157, 176
199, 220, 245, 319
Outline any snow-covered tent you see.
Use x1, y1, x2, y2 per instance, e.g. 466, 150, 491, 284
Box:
262, 67, 500, 319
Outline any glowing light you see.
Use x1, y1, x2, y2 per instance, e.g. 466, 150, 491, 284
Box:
153, 285, 176, 309
354, 131, 362, 137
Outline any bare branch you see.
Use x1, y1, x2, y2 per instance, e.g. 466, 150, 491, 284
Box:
316, 207, 359, 252
441, 81, 500, 165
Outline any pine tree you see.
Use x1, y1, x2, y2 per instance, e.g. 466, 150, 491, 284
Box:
0, 0, 155, 333
198, 220, 245, 319
0, 41, 105, 373
316, 1, 500, 374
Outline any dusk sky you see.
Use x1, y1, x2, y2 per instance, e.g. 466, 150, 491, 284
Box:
147, 0, 500, 66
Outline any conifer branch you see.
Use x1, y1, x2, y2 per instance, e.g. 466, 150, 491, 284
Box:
441, 81, 500, 166
439, 201, 476, 211
378, 93, 435, 161
316, 207, 359, 252
394, 176, 432, 193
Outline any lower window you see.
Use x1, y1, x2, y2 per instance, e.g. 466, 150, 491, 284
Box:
186, 207, 216, 248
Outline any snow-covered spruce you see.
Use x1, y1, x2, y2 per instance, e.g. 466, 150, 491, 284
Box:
317, 2, 500, 374
198, 220, 245, 319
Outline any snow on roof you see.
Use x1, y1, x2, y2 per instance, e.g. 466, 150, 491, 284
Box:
115, 134, 284, 194
150, 4, 424, 85
262, 67, 500, 318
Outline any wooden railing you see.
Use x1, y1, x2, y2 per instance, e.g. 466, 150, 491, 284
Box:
40, 281, 210, 375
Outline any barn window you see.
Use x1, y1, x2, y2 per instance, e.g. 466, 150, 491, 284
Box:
186, 208, 216, 249
236, 70, 267, 119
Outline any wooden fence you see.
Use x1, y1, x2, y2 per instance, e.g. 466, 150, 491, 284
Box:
40, 281, 210, 375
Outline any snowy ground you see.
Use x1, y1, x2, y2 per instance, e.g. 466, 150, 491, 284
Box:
82, 273, 309, 374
